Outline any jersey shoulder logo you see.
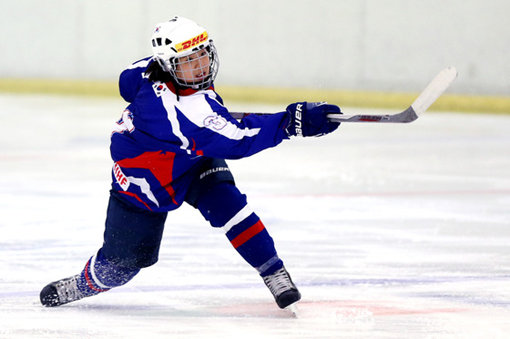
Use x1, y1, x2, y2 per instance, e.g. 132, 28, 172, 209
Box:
204, 115, 227, 130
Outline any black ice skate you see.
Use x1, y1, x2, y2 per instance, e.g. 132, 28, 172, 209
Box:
263, 266, 301, 309
40, 274, 85, 307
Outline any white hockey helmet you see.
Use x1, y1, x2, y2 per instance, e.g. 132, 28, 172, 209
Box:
151, 16, 219, 89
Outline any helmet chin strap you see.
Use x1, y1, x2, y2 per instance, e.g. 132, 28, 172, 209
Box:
169, 66, 214, 90
178, 74, 213, 90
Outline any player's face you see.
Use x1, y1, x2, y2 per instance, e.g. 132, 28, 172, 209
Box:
174, 49, 210, 84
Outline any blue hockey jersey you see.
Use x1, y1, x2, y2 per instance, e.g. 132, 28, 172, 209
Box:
110, 57, 290, 212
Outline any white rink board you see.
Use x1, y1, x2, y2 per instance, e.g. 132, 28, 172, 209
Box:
0, 94, 509, 338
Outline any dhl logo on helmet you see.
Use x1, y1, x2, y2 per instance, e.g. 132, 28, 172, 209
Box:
175, 32, 208, 52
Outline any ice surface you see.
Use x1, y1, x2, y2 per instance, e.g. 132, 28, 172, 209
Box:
1, 93, 509, 338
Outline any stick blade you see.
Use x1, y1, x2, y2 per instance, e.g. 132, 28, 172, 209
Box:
327, 106, 418, 123
411, 66, 458, 115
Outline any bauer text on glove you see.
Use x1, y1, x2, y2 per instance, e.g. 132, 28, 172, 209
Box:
285, 102, 341, 137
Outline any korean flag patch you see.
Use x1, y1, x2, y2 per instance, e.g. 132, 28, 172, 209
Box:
152, 82, 167, 97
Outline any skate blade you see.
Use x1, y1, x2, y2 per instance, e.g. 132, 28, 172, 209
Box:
284, 303, 299, 317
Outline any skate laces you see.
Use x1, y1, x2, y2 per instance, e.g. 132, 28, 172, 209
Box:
263, 267, 295, 297
55, 275, 84, 303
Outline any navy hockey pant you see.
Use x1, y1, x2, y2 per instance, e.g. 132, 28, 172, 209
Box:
77, 175, 283, 296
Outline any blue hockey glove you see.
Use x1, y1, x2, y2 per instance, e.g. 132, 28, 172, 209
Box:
285, 102, 341, 137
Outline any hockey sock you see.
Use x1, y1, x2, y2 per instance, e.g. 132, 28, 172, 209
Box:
197, 182, 283, 276
77, 249, 140, 297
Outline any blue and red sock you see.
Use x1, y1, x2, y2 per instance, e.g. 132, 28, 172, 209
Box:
197, 182, 283, 276
77, 249, 140, 296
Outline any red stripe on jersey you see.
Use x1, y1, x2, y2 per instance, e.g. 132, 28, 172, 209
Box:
117, 151, 177, 205
230, 220, 265, 249
118, 190, 153, 211
191, 138, 204, 156
84, 259, 110, 293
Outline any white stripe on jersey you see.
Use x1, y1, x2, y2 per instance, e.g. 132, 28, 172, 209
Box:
159, 83, 192, 154
127, 176, 159, 207
178, 90, 261, 140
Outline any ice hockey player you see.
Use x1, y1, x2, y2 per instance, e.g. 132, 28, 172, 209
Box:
40, 16, 341, 310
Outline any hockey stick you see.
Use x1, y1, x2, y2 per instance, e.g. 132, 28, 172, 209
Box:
229, 66, 458, 123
